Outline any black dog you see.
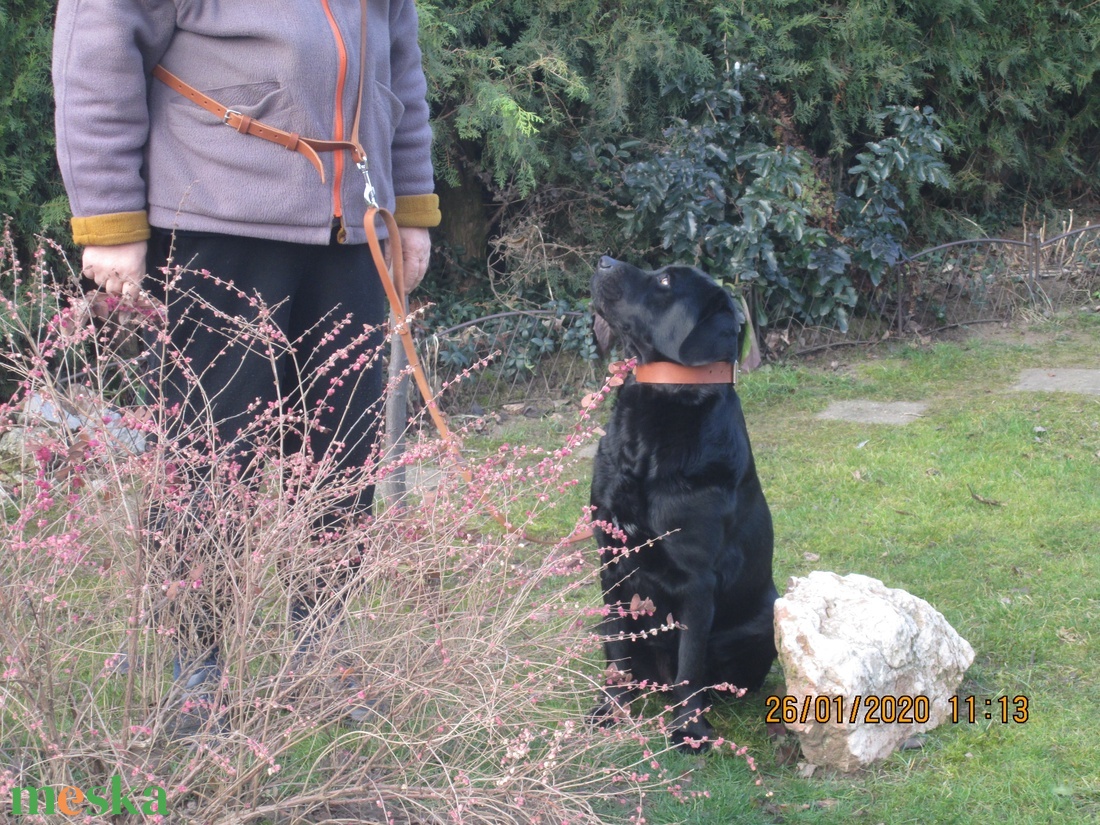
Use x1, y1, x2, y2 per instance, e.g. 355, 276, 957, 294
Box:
589, 256, 777, 749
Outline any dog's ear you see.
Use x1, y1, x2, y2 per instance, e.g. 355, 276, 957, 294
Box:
677, 303, 742, 366
736, 294, 763, 371
592, 313, 614, 356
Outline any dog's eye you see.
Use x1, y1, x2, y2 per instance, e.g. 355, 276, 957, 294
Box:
657, 273, 671, 288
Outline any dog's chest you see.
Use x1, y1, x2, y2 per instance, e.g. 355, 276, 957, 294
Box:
592, 422, 661, 537
596, 407, 719, 529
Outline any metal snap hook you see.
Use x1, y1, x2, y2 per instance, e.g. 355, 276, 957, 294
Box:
357, 159, 377, 208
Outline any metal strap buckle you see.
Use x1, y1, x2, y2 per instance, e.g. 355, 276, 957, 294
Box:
222, 108, 242, 125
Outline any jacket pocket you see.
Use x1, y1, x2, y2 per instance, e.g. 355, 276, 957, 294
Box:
194, 80, 284, 118
371, 81, 405, 145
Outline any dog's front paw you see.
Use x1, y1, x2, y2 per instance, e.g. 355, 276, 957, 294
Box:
586, 702, 617, 728
669, 715, 717, 753
587, 689, 635, 728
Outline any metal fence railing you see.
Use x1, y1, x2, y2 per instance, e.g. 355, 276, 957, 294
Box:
766, 222, 1100, 354
420, 309, 597, 411
889, 224, 1100, 333
426, 224, 1100, 392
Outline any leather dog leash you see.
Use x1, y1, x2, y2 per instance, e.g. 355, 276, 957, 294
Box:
153, 0, 374, 183
151, 0, 461, 447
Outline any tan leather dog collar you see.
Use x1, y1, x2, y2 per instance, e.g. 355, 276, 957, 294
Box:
611, 360, 739, 386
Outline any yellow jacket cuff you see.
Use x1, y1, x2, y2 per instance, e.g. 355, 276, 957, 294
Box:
70, 211, 151, 246
394, 194, 441, 228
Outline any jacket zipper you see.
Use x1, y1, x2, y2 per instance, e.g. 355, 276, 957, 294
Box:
320, 0, 350, 229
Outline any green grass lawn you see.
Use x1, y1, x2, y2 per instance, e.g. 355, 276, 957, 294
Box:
477, 312, 1100, 824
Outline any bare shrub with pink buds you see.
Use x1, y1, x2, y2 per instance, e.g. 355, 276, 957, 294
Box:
0, 225, 760, 823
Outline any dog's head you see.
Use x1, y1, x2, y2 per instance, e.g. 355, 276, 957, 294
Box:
591, 256, 742, 366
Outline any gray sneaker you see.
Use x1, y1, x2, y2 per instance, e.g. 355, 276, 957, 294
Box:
330, 672, 389, 727
289, 600, 388, 727
165, 650, 225, 739
281, 656, 388, 728
166, 689, 221, 739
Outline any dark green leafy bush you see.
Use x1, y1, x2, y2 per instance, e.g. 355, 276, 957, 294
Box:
418, 0, 1098, 276
420, 296, 596, 383
581, 61, 952, 329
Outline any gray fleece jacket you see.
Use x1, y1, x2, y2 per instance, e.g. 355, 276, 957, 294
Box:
54, 0, 440, 247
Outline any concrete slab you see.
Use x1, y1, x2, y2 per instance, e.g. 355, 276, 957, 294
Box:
816, 400, 929, 425
1013, 368, 1100, 396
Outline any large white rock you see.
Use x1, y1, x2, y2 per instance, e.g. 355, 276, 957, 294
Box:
774, 571, 974, 772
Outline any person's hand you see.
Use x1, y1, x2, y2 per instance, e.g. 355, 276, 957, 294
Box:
397, 227, 431, 295
82, 241, 148, 301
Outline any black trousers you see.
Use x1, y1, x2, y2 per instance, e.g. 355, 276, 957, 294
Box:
145, 227, 387, 664
146, 227, 386, 488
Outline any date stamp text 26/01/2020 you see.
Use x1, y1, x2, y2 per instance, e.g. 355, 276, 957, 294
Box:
765, 694, 1030, 726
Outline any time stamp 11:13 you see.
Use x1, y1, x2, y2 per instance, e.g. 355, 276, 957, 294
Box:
950, 695, 1029, 724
